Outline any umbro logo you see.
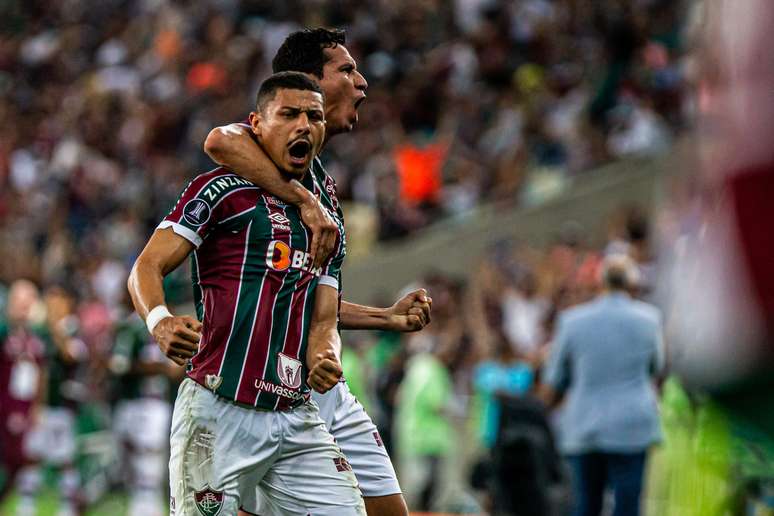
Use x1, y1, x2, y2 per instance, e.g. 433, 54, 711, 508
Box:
268, 213, 290, 224
268, 212, 291, 231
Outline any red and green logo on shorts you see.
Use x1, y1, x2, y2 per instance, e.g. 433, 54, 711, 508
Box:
194, 486, 224, 516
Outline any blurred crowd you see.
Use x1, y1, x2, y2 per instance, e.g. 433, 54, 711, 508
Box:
348, 205, 656, 512
0, 0, 694, 296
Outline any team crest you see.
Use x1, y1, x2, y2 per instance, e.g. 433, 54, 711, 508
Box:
205, 374, 222, 391
194, 486, 224, 516
277, 353, 302, 389
183, 199, 211, 226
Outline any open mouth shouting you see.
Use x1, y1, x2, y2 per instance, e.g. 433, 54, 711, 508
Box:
288, 138, 313, 167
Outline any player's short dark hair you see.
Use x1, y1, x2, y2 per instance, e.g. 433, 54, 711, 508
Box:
256, 71, 324, 111
272, 28, 346, 78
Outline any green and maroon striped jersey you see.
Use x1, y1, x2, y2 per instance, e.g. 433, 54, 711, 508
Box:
111, 314, 173, 401
159, 163, 345, 410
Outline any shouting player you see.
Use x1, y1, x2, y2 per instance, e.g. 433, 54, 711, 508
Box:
128, 72, 365, 515
203, 29, 430, 516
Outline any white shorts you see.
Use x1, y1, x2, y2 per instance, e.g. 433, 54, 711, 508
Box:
114, 398, 171, 451
169, 378, 364, 516
24, 406, 77, 466
250, 381, 401, 514
315, 381, 401, 498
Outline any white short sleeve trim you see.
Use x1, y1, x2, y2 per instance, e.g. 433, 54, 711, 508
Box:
157, 221, 203, 248
318, 275, 339, 290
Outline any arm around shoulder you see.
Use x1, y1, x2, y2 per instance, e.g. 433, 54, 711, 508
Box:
204, 123, 309, 206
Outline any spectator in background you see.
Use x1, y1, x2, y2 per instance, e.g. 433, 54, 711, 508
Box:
109, 294, 182, 516
395, 277, 465, 511
605, 207, 656, 297
0, 280, 46, 504
16, 285, 88, 516
539, 254, 664, 516
395, 334, 456, 512
502, 269, 549, 364
473, 336, 533, 450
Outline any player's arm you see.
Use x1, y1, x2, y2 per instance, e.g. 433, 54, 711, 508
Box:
127, 228, 202, 366
339, 289, 433, 332
306, 285, 344, 393
204, 124, 336, 268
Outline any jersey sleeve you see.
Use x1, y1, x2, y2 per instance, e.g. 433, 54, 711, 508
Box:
317, 170, 346, 291
319, 226, 346, 291
158, 174, 220, 247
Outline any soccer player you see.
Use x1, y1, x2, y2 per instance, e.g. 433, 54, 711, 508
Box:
203, 29, 430, 516
16, 285, 87, 516
110, 295, 183, 516
0, 280, 46, 505
128, 72, 366, 515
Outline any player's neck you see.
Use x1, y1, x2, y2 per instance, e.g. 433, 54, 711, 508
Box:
322, 125, 348, 148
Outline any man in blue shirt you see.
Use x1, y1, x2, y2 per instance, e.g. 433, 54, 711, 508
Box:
540, 254, 664, 516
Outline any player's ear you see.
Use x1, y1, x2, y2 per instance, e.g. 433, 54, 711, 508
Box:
248, 111, 262, 140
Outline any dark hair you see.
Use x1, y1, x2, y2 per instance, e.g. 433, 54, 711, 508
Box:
272, 28, 346, 78
604, 268, 628, 290
625, 209, 649, 242
256, 71, 324, 111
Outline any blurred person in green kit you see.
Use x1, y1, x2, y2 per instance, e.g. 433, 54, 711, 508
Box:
395, 279, 463, 511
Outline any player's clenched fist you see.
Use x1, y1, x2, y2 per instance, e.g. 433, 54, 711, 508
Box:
153, 315, 202, 366
386, 288, 433, 332
307, 349, 343, 393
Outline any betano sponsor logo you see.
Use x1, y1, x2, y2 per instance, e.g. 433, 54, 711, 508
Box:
266, 240, 322, 275
254, 379, 305, 401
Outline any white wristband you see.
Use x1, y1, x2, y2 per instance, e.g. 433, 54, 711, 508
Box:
146, 305, 173, 335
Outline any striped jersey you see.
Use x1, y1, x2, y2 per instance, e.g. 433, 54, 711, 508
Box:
159, 159, 346, 410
